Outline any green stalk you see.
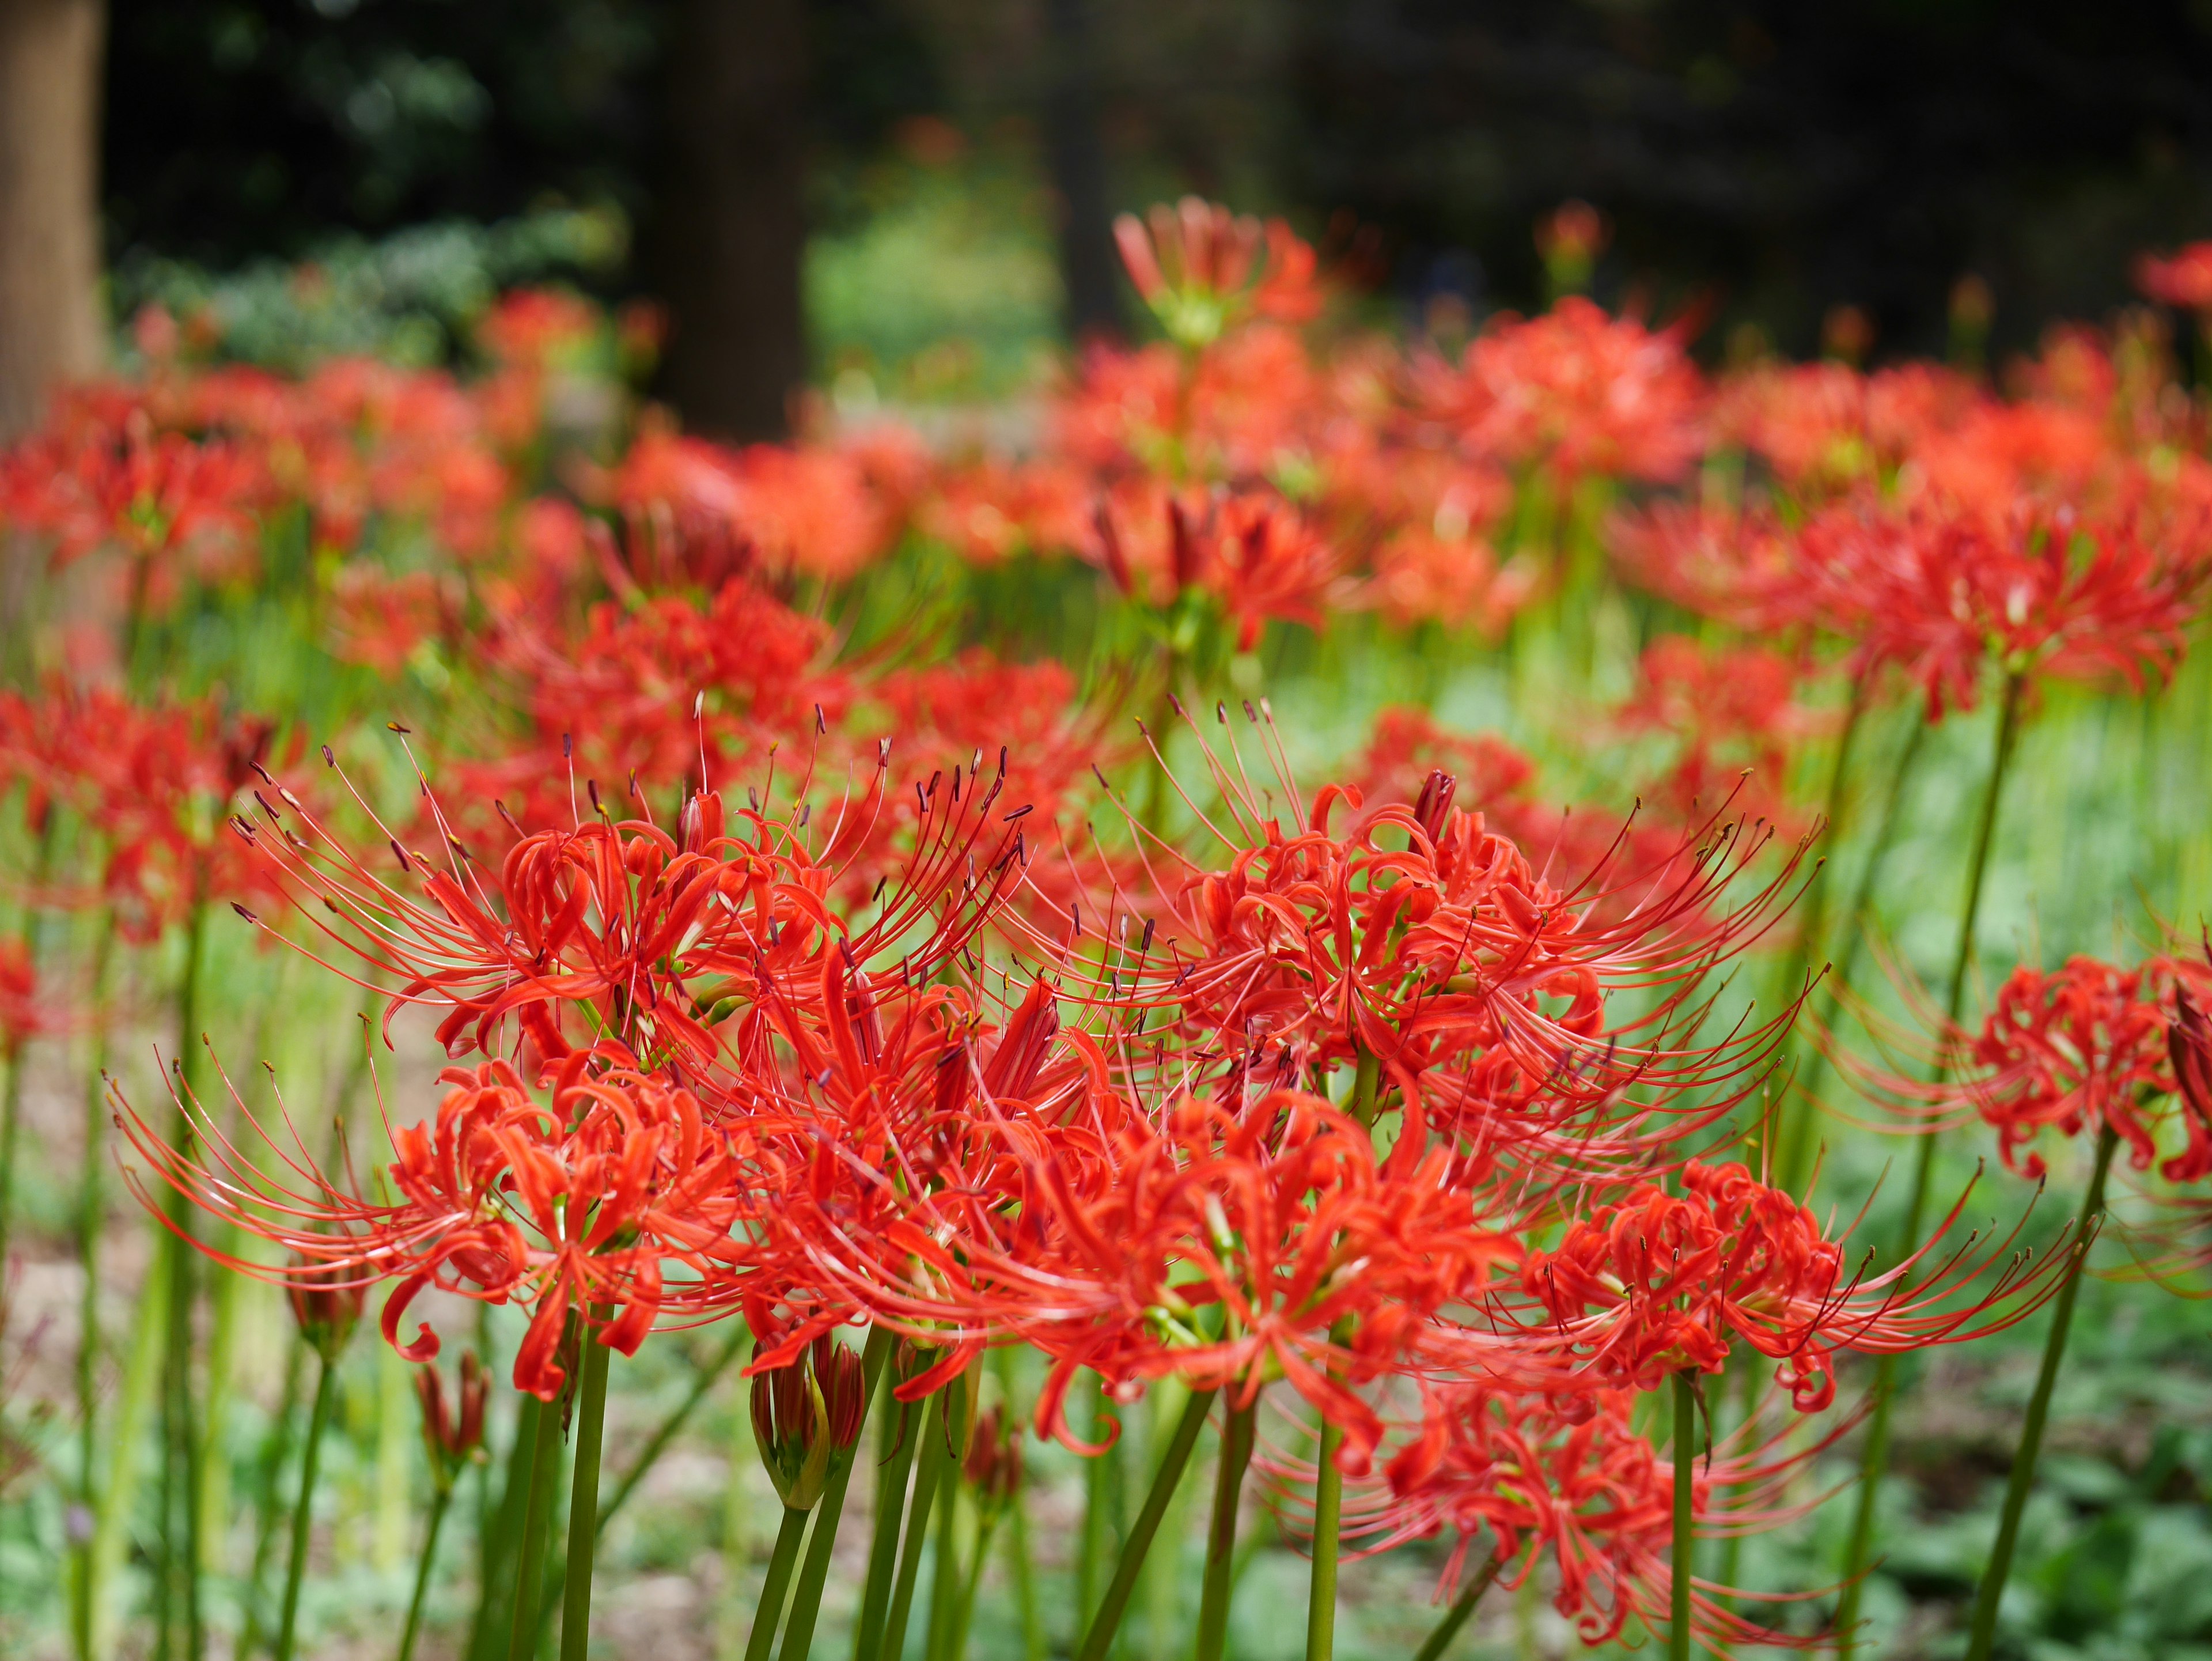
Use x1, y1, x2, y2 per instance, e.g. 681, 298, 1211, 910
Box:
777, 1329, 895, 1661
950, 1505, 1003, 1661
881, 1393, 953, 1661
237, 1332, 307, 1659
853, 1395, 921, 1661
1836, 672, 2024, 1656
71, 918, 114, 1661
1671, 1373, 1696, 1661
1076, 1376, 1113, 1630
1074, 1386, 1217, 1661
85, 1240, 166, 1661
1961, 1122, 2122, 1661
925, 1462, 965, 1661
161, 897, 210, 1661
533, 1325, 755, 1643
1408, 1548, 1505, 1661
397, 1485, 454, 1661
1780, 713, 1932, 1196
746, 1505, 812, 1661
1304, 1408, 1346, 1661
558, 1330, 614, 1661
1194, 1397, 1256, 1661
990, 1348, 1042, 1661
275, 1354, 339, 1661
509, 1379, 568, 1661
468, 1392, 544, 1661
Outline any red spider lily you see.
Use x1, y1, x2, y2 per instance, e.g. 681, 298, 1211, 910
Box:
118, 1050, 760, 1401
1313, 1383, 1844, 1653
0, 941, 45, 1051
919, 457, 1093, 566
1842, 955, 2212, 1184
1613, 638, 1823, 834
1415, 298, 1707, 487
0, 684, 285, 940
1367, 525, 1533, 636
1711, 360, 1978, 496
1609, 500, 1812, 635
1512, 1159, 2066, 1409
0, 395, 267, 607
1082, 710, 1810, 1137
1088, 483, 1343, 647
752, 1334, 868, 1508
2135, 242, 2212, 313
1829, 507, 2207, 718
324, 564, 460, 679
1115, 197, 1323, 347
226, 757, 1027, 1083
476, 288, 601, 370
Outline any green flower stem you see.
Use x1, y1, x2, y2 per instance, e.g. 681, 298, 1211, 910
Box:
747, 1505, 812, 1661
237, 1332, 308, 1659
1962, 1122, 2122, 1661
558, 1329, 613, 1661
70, 917, 114, 1661
508, 1376, 568, 1661
1408, 1548, 1505, 1661
777, 1329, 896, 1661
1836, 671, 2024, 1658
1671, 1373, 1697, 1661
397, 1483, 455, 1661
534, 1322, 755, 1640
162, 897, 210, 1661
1075, 1385, 1217, 1661
1194, 1396, 1256, 1661
991, 1348, 1043, 1661
1076, 1376, 1114, 1629
1304, 1409, 1347, 1661
468, 1391, 544, 1661
275, 1352, 339, 1661
925, 1462, 964, 1661
853, 1395, 921, 1661
950, 1505, 1003, 1661
1779, 714, 1931, 1195
881, 1392, 953, 1661
85, 1235, 166, 1661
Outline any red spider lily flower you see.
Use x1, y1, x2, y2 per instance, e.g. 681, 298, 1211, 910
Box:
1416, 298, 1708, 488
1367, 526, 1534, 636
1087, 712, 1809, 1137
963, 1403, 1024, 1504
0, 684, 286, 940
1711, 360, 1978, 496
1609, 500, 1812, 635
476, 288, 601, 369
1115, 197, 1323, 347
325, 564, 460, 679
2135, 242, 2212, 314
880, 1084, 1521, 1474
1844, 956, 2212, 1184
1088, 483, 1343, 646
287, 1259, 366, 1359
919, 457, 1093, 566
1512, 1159, 2065, 1410
416, 1350, 490, 1486
1317, 1383, 1844, 1653
229, 747, 1029, 1087
1830, 507, 2207, 718
1613, 638, 1823, 834
0, 941, 47, 1052
118, 1050, 760, 1401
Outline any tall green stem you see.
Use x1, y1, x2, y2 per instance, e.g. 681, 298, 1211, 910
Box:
1076, 1377, 1115, 1630
1836, 672, 2024, 1656
275, 1354, 338, 1661
747, 1506, 812, 1661
1075, 1386, 1217, 1661
1304, 1410, 1346, 1661
882, 1393, 953, 1661
161, 897, 210, 1661
1195, 1397, 1256, 1661
71, 917, 114, 1661
509, 1376, 567, 1661
558, 1330, 613, 1661
854, 1395, 920, 1661
925, 1462, 965, 1661
1671, 1372, 1696, 1661
468, 1391, 543, 1661
778, 1329, 895, 1661
1961, 1123, 2121, 1661
397, 1486, 454, 1661
1408, 1548, 1505, 1661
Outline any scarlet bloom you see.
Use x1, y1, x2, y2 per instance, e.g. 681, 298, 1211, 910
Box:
1851, 955, 2212, 1183
1613, 637, 1821, 833
2135, 241, 2212, 312
1513, 1160, 2063, 1410
1114, 196, 1323, 347
119, 1050, 756, 1401
1418, 298, 1708, 486
416, 1350, 489, 1486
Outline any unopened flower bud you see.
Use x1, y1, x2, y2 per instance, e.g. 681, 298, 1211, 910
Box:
417, 1350, 489, 1488
752, 1335, 865, 1511
962, 1406, 1023, 1508
1412, 769, 1458, 845
287, 1261, 364, 1361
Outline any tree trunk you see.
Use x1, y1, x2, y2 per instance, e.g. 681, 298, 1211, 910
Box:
647, 0, 809, 444
0, 0, 104, 441
1044, 0, 1121, 343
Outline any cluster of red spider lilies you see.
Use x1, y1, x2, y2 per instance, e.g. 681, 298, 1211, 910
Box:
3, 197, 2212, 1661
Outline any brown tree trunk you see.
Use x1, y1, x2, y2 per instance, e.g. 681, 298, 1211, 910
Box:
0, 0, 104, 441
647, 0, 809, 443
1044, 0, 1121, 342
